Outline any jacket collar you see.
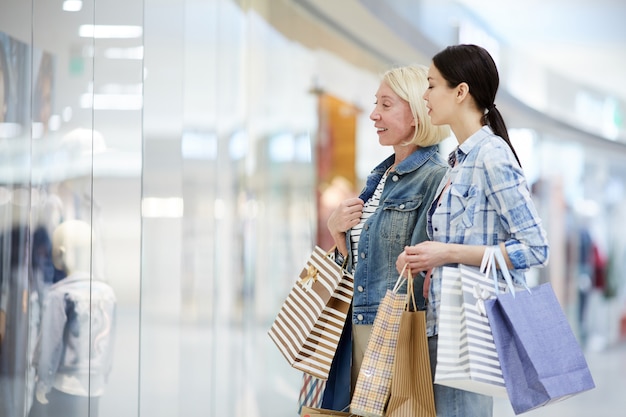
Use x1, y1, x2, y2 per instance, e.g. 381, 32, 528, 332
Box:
372, 145, 441, 175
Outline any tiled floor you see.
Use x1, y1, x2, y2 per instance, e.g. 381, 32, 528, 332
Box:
97, 310, 626, 417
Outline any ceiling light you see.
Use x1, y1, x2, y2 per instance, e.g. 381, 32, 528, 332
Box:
103, 46, 144, 60
63, 0, 82, 12
79, 24, 143, 39
142, 198, 184, 218
80, 93, 143, 110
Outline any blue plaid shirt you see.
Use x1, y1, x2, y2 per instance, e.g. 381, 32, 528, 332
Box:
426, 126, 549, 336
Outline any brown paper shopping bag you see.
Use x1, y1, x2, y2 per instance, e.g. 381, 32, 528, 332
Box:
386, 278, 435, 417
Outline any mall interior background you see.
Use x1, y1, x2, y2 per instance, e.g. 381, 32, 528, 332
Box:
0, 0, 625, 416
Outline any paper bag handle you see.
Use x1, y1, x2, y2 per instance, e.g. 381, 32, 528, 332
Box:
406, 269, 418, 311
482, 246, 530, 297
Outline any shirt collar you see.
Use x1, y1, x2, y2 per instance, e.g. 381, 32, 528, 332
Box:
450, 125, 494, 166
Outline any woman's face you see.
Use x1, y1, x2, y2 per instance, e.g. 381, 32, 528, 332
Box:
423, 64, 457, 126
369, 81, 415, 147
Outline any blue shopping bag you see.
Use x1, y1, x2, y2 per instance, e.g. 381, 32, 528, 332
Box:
484, 282, 595, 414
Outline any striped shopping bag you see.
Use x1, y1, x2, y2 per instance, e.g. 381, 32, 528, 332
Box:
434, 247, 512, 398
268, 246, 354, 380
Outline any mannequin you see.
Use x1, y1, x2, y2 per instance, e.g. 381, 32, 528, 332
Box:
30, 220, 116, 417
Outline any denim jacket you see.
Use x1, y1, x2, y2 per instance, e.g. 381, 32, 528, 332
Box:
322, 145, 446, 411
34, 272, 116, 397
346, 145, 447, 325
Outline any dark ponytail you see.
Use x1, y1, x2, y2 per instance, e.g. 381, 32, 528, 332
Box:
432, 44, 521, 167
484, 105, 520, 166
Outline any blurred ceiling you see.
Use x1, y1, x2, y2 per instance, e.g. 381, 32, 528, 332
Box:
453, 0, 626, 100
297, 0, 625, 102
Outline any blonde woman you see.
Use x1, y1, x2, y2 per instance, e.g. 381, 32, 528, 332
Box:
321, 64, 450, 411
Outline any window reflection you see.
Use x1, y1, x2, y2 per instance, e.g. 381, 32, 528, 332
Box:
30, 220, 117, 417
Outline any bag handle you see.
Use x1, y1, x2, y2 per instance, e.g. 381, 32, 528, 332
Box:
406, 269, 418, 311
393, 263, 408, 294
481, 246, 515, 296
327, 245, 349, 270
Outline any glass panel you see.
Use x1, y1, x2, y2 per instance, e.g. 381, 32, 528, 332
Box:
140, 0, 185, 415
90, 0, 143, 416
26, 0, 142, 417
0, 3, 35, 417
179, 0, 218, 415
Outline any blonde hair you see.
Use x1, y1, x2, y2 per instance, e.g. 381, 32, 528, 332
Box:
382, 65, 450, 146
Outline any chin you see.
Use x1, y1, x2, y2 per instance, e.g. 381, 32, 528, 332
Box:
430, 117, 444, 127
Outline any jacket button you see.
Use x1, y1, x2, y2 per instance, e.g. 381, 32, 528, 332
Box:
392, 175, 399, 182
360, 252, 366, 259
399, 204, 405, 209
357, 285, 364, 292
357, 314, 364, 321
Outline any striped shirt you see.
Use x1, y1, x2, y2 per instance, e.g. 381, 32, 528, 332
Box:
351, 170, 389, 269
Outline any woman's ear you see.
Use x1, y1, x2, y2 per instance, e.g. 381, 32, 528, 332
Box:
456, 82, 470, 103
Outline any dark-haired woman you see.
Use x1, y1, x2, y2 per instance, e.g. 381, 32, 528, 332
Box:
396, 44, 550, 416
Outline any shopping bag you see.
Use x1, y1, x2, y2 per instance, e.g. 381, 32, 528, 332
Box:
298, 373, 327, 414
350, 271, 408, 417
386, 277, 435, 417
434, 247, 514, 398
268, 246, 354, 380
300, 406, 352, 416
485, 281, 595, 414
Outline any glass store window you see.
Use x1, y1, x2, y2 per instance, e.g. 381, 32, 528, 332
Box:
1, 0, 142, 416
0, 0, 394, 415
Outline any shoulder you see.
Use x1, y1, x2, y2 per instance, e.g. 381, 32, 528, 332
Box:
428, 150, 448, 168
422, 152, 448, 180
478, 134, 515, 161
461, 135, 519, 177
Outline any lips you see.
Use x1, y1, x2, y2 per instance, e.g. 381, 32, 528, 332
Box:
376, 127, 387, 133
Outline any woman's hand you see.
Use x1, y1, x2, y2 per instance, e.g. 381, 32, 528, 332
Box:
327, 198, 364, 255
396, 241, 449, 276
327, 198, 364, 235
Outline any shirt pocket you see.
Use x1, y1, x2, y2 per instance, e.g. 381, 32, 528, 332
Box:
449, 183, 479, 229
378, 196, 423, 242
